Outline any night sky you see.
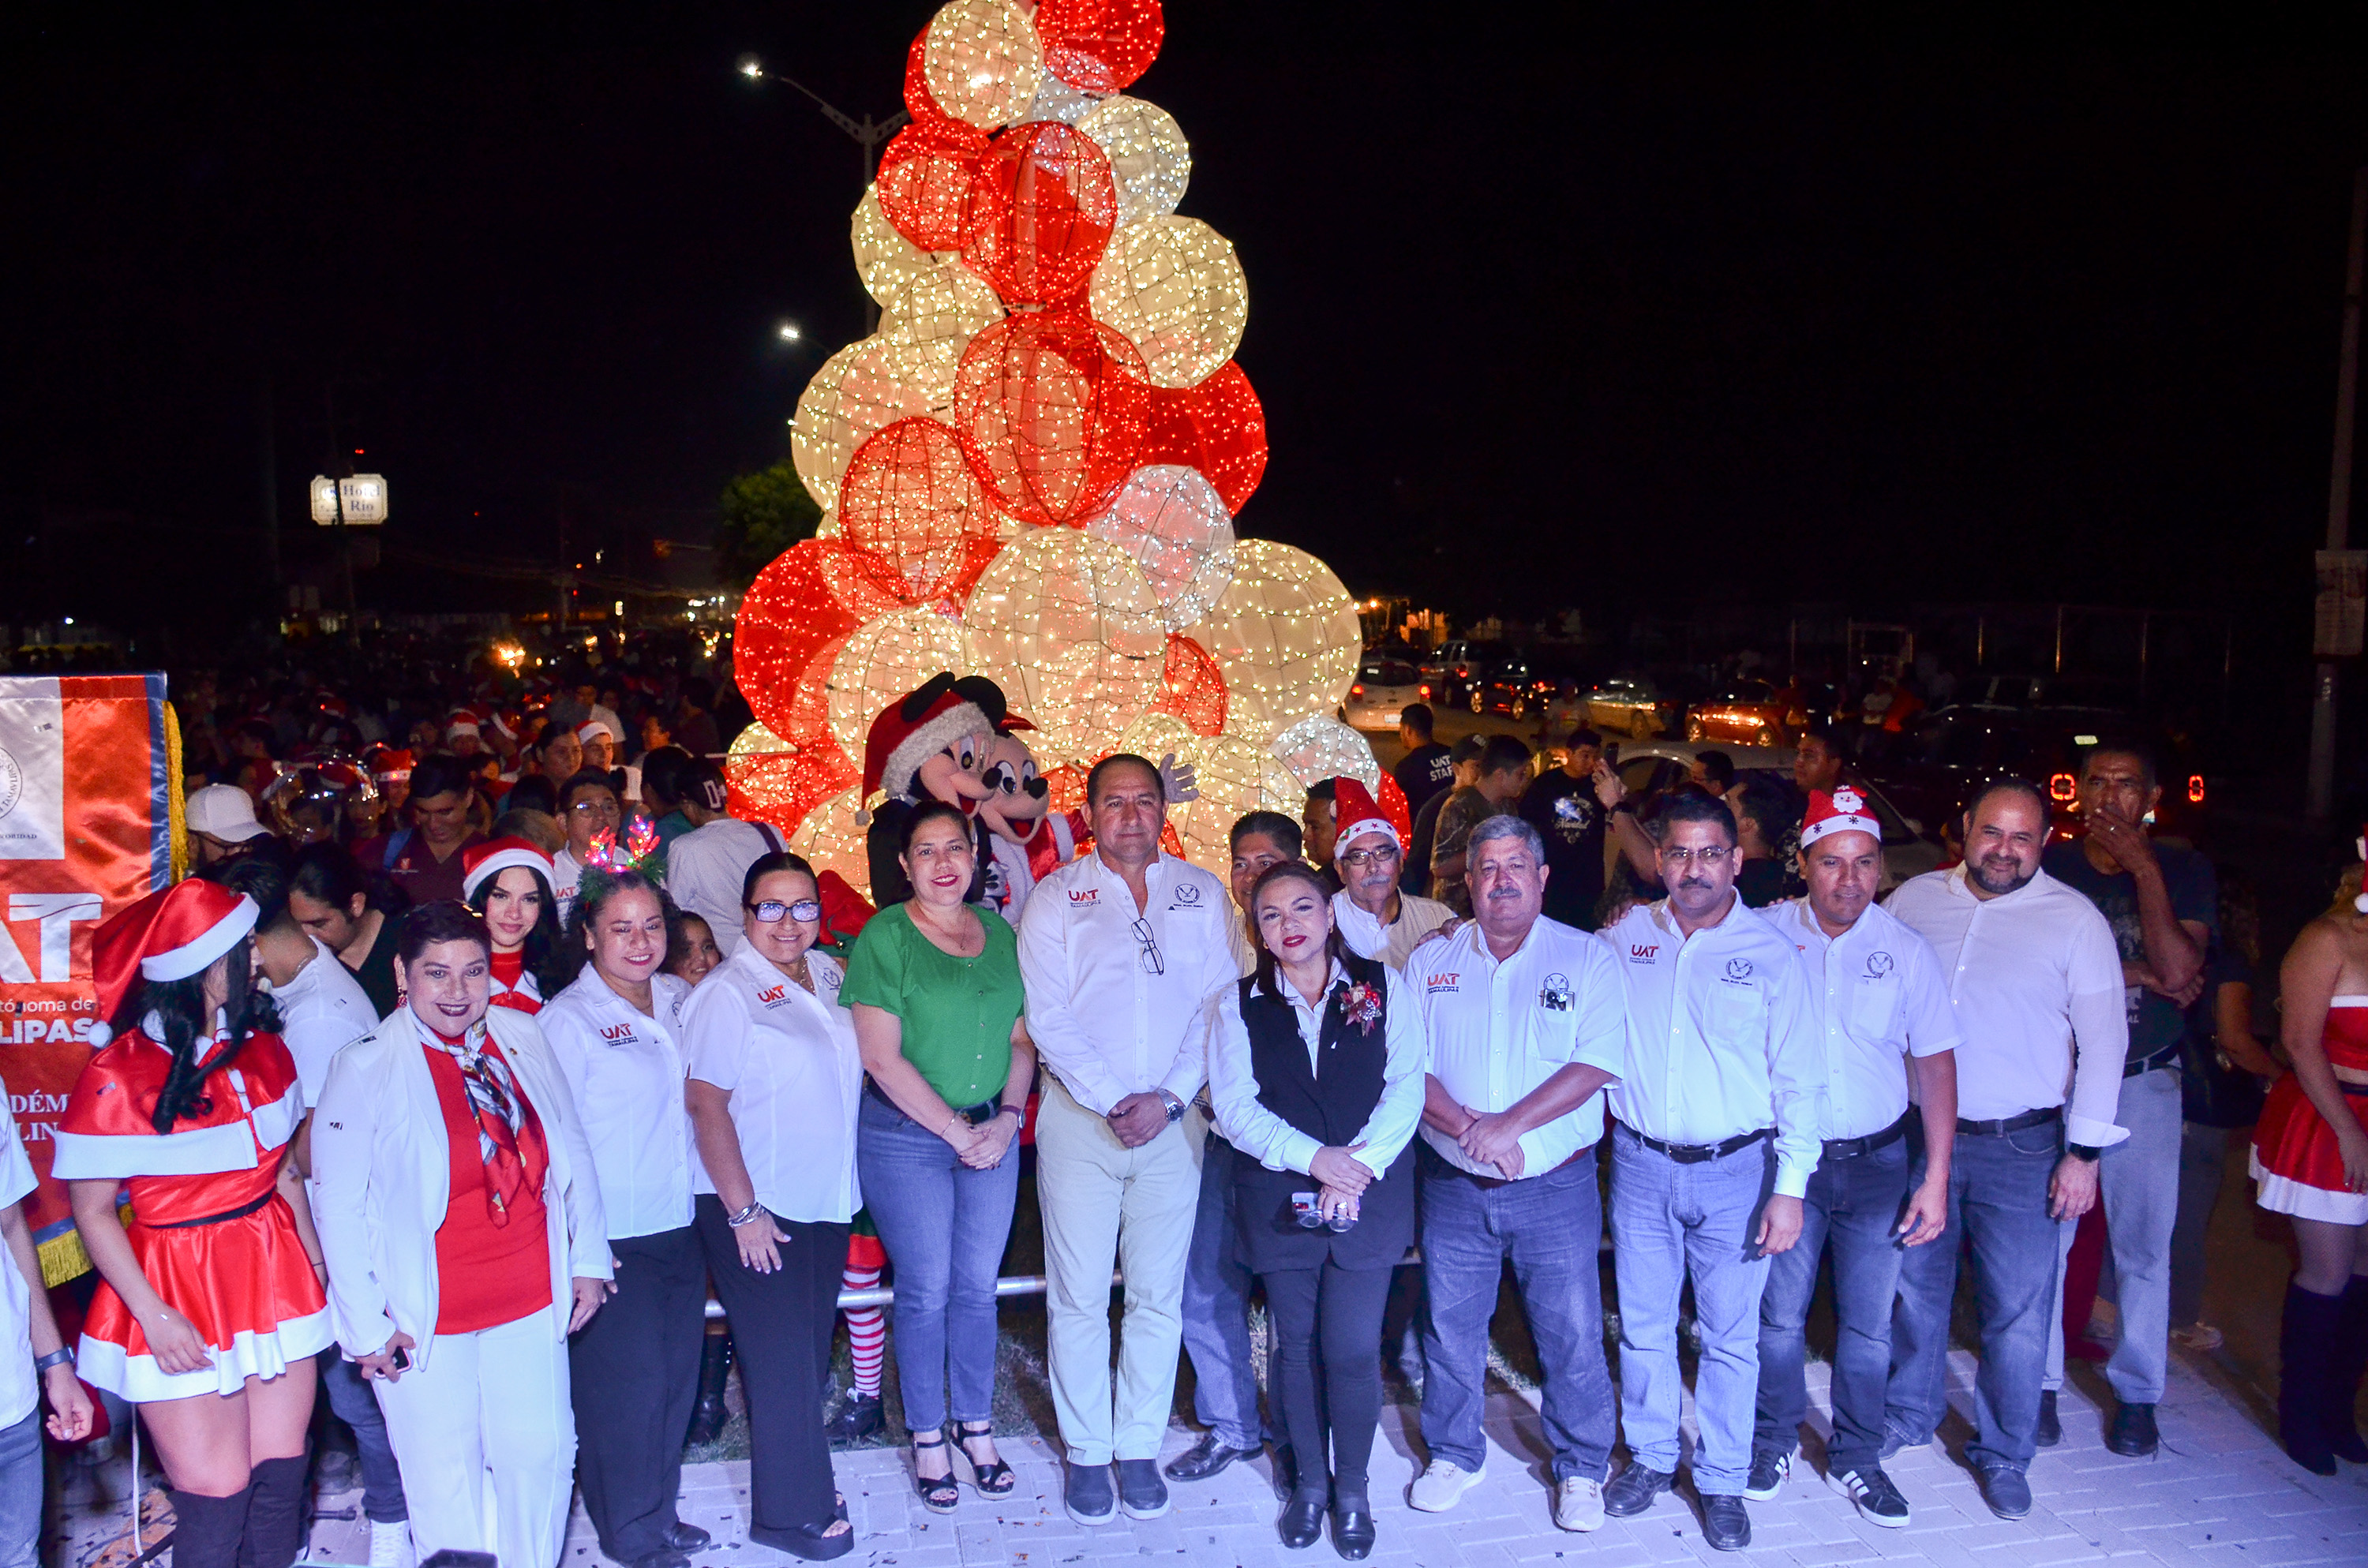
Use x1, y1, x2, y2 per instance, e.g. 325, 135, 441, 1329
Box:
6, 3, 2365, 638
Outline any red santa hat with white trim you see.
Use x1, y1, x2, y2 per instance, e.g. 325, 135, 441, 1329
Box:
1331, 777, 1399, 850
444, 706, 482, 739
463, 836, 556, 901
857, 673, 994, 825
1799, 786, 1882, 849
87, 879, 260, 1046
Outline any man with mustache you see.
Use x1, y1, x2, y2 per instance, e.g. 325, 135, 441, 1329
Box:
1880, 779, 2128, 1521
1596, 791, 1822, 1551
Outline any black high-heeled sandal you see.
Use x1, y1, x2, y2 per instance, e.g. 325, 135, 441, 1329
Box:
911, 1432, 961, 1513
957, 1421, 1015, 1497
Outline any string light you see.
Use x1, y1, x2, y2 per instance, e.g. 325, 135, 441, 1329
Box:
950, 305, 1151, 526
1034, 0, 1166, 95
1150, 633, 1227, 735
837, 417, 1004, 600
923, 0, 1043, 130
791, 331, 961, 511
1140, 359, 1266, 511
852, 184, 942, 307
725, 720, 856, 840
787, 786, 876, 894
1021, 73, 1103, 126
878, 115, 989, 253
1085, 463, 1235, 629
1075, 95, 1189, 226
964, 530, 1164, 765
882, 260, 1006, 350
1272, 713, 1380, 792
825, 605, 971, 758
961, 122, 1118, 305
1183, 539, 1363, 744
1090, 215, 1247, 389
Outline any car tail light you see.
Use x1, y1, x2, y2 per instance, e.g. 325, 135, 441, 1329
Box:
2187, 774, 2205, 805
2048, 773, 2077, 803
1418, 683, 1432, 698
1350, 683, 1365, 698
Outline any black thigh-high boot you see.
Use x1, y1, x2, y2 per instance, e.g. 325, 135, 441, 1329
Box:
237, 1454, 311, 1568
168, 1487, 256, 1568
687, 1324, 734, 1446
2280, 1282, 2344, 1475
2331, 1278, 2368, 1465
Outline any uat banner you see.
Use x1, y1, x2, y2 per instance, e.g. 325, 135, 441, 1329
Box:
0, 674, 177, 1285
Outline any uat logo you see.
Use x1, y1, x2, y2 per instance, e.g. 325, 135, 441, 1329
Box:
755, 983, 788, 1006
600, 1023, 636, 1043
1425, 972, 1459, 994
1629, 944, 1659, 962
1067, 887, 1099, 904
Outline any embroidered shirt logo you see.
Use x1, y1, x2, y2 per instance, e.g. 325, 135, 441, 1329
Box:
755, 983, 789, 1007
600, 1024, 635, 1045
1864, 952, 1895, 979
1539, 972, 1572, 1012
1067, 888, 1099, 904
1426, 972, 1460, 994
1629, 944, 1659, 962
1725, 957, 1754, 981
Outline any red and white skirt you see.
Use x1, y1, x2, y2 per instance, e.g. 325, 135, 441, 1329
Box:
79, 1196, 332, 1402
2251, 1073, 2368, 1226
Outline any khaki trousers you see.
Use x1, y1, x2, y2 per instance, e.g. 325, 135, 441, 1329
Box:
1035, 1077, 1203, 1465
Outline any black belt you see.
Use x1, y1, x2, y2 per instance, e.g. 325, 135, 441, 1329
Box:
2124, 1045, 2182, 1079
144, 1189, 276, 1230
1823, 1111, 1911, 1162
1957, 1106, 2061, 1137
864, 1076, 1001, 1126
1625, 1125, 1773, 1165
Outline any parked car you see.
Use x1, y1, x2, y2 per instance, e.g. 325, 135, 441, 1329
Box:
1585, 674, 1688, 739
1684, 679, 1804, 747
1343, 657, 1428, 731
1468, 657, 1559, 719
1862, 709, 2210, 848
1417, 640, 1490, 703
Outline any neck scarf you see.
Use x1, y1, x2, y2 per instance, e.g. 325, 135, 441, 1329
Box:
413, 1010, 530, 1223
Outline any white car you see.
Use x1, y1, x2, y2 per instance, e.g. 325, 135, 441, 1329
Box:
1342, 658, 1428, 732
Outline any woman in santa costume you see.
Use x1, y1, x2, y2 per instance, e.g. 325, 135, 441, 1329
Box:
464, 836, 564, 1016
2252, 832, 2368, 1474
53, 878, 332, 1568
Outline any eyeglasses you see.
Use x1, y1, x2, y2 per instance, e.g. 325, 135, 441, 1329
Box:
1658, 844, 1733, 866
748, 899, 823, 923
1130, 916, 1165, 976
1339, 844, 1399, 868
569, 799, 620, 818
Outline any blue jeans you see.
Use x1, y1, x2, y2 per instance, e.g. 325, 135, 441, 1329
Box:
321, 1348, 408, 1522
0, 1406, 39, 1568
1180, 1129, 1267, 1452
856, 1091, 1021, 1431
1609, 1126, 1776, 1495
1418, 1143, 1614, 1484
1887, 1117, 2063, 1473
2046, 1067, 2181, 1405
1755, 1133, 1910, 1473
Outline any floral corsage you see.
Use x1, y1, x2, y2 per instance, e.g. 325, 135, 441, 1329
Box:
1338, 979, 1384, 1035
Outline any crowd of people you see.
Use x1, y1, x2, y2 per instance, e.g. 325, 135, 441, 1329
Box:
3, 661, 2366, 1568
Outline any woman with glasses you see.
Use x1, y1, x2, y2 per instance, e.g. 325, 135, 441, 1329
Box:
1208, 861, 1425, 1559
681, 854, 860, 1561
551, 771, 622, 926
841, 801, 1033, 1512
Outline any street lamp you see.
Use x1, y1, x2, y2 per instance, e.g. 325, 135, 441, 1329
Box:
736, 53, 908, 330
777, 321, 803, 343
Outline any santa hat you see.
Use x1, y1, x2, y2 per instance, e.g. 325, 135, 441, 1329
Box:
859, 673, 992, 821
88, 880, 261, 1046
463, 836, 555, 901
1800, 786, 1882, 849
444, 707, 482, 739
1331, 777, 1399, 850
369, 747, 415, 781
488, 709, 523, 742
576, 720, 616, 745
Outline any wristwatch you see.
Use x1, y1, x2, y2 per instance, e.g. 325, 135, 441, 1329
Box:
1157, 1090, 1186, 1125
35, 1347, 74, 1374
2066, 1143, 2103, 1163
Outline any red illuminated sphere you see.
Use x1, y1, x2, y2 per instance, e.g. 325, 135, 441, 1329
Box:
1034, 0, 1165, 95
951, 305, 1151, 527
1140, 358, 1266, 514
959, 122, 1117, 306
879, 117, 988, 253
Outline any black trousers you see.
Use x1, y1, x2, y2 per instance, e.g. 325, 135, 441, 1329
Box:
1262, 1261, 1394, 1503
570, 1225, 706, 1560
694, 1195, 849, 1535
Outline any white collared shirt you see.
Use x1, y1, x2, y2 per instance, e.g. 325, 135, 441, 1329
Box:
1414, 916, 1628, 1177
270, 936, 380, 1110
1017, 849, 1236, 1116
551, 848, 584, 928
1208, 960, 1428, 1178
1882, 866, 2130, 1148
1332, 889, 1458, 974
1598, 897, 1825, 1198
667, 818, 781, 958
1, 1112, 38, 1427
540, 968, 695, 1238
680, 942, 862, 1224
1765, 898, 1961, 1140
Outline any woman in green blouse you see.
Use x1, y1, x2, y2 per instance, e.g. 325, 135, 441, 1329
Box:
842, 800, 1034, 1514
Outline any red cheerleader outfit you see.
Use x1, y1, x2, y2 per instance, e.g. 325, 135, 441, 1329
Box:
487, 948, 542, 1016
51, 1022, 332, 1401
2252, 995, 2368, 1225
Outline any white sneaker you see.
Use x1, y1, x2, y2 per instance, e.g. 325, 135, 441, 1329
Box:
369, 1520, 416, 1568
1553, 1476, 1605, 1532
1408, 1459, 1486, 1512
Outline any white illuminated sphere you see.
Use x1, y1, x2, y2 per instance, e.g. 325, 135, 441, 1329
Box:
882, 260, 1006, 352
852, 183, 942, 308
791, 332, 962, 511
1089, 215, 1248, 390
1020, 73, 1103, 126
789, 786, 875, 900
924, 0, 1044, 131
1272, 713, 1381, 792
1185, 538, 1364, 746
1076, 95, 1190, 226
964, 529, 1165, 765
1085, 464, 1235, 631
824, 605, 970, 759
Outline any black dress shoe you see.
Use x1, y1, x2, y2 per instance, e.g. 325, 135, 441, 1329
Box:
1166, 1431, 1261, 1481
1602, 1461, 1674, 1518
1330, 1499, 1377, 1560
1277, 1496, 1326, 1549
825, 1393, 884, 1446
663, 1522, 714, 1552
2106, 1401, 2160, 1457
1272, 1444, 1299, 1502
2036, 1389, 2062, 1447
1699, 1494, 1751, 1552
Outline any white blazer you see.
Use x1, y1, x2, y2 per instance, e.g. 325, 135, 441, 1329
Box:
312, 1005, 613, 1368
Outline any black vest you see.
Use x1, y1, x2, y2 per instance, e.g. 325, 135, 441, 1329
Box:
1231, 952, 1417, 1274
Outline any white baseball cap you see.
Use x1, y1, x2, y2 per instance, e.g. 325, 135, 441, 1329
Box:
187, 784, 272, 844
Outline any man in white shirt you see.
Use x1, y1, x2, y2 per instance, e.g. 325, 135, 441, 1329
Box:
1752, 790, 1961, 1529
1407, 816, 1627, 1534
1881, 779, 2127, 1522
664, 764, 784, 956
1597, 792, 1821, 1552
1017, 754, 1238, 1527
1326, 777, 1456, 973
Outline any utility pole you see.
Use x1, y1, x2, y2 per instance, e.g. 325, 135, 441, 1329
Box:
737, 56, 907, 332
2308, 165, 2367, 822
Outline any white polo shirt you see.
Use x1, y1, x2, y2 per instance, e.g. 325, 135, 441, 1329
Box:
1017, 849, 1236, 1116
541, 968, 695, 1239
1414, 916, 1627, 1177
681, 942, 861, 1224
1765, 897, 1961, 1141
1883, 865, 2129, 1149
270, 937, 380, 1109
1, 1111, 38, 1428
1208, 961, 1429, 1178
1598, 897, 1825, 1198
